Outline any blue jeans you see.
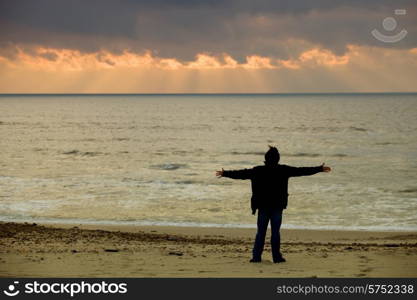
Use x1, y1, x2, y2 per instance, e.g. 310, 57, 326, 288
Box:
252, 208, 283, 261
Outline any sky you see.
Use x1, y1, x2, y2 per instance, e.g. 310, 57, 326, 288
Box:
0, 0, 416, 93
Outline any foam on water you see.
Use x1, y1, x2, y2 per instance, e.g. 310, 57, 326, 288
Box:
150, 163, 189, 170
1, 215, 416, 232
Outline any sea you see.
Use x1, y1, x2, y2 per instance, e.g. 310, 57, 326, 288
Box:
0, 93, 416, 232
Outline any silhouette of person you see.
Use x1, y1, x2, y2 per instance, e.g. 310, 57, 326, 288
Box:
216, 146, 331, 263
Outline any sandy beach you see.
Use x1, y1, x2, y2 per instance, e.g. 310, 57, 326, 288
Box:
0, 221, 416, 277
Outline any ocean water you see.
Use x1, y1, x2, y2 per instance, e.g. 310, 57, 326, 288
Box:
0, 94, 416, 231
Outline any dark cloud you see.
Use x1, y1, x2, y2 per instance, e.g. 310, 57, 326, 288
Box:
1, 0, 416, 61
38, 51, 58, 61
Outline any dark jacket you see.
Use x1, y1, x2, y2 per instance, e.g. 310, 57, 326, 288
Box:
223, 164, 323, 214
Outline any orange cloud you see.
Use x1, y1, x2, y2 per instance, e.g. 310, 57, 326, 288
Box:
187, 54, 224, 69
243, 55, 275, 69
1, 45, 352, 72
277, 48, 350, 69
409, 48, 417, 55
1, 43, 416, 94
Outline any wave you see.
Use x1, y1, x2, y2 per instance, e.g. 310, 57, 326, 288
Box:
139, 179, 196, 185
268, 125, 367, 134
1, 215, 416, 232
398, 188, 417, 194
150, 163, 188, 170
289, 152, 321, 158
61, 150, 106, 157
287, 153, 348, 158
349, 126, 368, 132
230, 151, 348, 158
175, 180, 197, 185
0, 121, 26, 126
173, 150, 188, 155
375, 142, 403, 145
332, 153, 348, 157
229, 160, 255, 165
112, 137, 130, 141
231, 151, 265, 156
148, 125, 171, 130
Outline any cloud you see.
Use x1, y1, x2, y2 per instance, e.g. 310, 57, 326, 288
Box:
0, 44, 352, 71
1, 0, 416, 61
1, 0, 416, 93
1, 44, 416, 93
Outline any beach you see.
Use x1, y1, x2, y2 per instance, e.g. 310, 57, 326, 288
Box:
1, 222, 416, 278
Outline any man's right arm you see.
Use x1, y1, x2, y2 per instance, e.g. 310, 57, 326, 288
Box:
221, 168, 254, 180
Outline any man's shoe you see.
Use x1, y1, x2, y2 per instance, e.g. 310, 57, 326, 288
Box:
273, 256, 286, 263
249, 258, 261, 263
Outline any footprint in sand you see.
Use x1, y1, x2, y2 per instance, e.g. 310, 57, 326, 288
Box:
357, 255, 373, 276
198, 270, 215, 273
358, 255, 370, 262
361, 267, 373, 273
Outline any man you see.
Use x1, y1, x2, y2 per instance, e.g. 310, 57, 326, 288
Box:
216, 146, 331, 263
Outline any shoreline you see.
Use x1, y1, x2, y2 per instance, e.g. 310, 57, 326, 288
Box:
34, 221, 417, 240
1, 217, 415, 233
1, 221, 416, 277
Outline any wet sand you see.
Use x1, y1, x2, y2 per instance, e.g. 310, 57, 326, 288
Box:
0, 222, 416, 277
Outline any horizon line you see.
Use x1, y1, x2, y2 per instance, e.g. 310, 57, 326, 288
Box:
1, 92, 417, 96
